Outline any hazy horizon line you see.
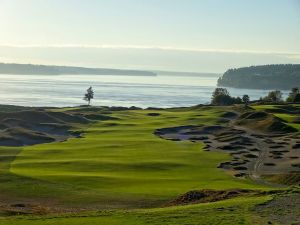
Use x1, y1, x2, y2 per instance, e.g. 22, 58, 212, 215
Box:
0, 61, 223, 75
1, 44, 300, 57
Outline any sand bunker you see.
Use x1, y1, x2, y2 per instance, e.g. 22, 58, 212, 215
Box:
155, 110, 300, 186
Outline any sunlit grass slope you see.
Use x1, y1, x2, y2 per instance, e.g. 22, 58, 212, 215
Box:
252, 104, 300, 131
0, 196, 271, 225
4, 106, 266, 209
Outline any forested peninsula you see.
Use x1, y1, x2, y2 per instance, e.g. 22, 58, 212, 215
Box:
217, 64, 300, 90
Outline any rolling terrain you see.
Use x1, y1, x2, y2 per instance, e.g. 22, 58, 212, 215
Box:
0, 104, 299, 224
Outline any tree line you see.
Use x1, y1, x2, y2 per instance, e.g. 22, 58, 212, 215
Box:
83, 86, 299, 107
211, 87, 300, 106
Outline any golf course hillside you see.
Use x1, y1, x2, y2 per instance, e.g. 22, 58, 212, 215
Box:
0, 104, 299, 225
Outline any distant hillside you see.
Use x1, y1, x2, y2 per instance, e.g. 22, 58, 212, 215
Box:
217, 64, 300, 90
0, 63, 156, 76
153, 70, 221, 77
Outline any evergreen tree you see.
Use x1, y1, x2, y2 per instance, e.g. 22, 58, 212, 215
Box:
84, 86, 94, 106
286, 87, 300, 102
242, 95, 250, 107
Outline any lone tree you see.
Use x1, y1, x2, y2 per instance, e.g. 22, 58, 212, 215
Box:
242, 95, 250, 107
84, 86, 94, 106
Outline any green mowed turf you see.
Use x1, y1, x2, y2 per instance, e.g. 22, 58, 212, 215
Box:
1, 107, 266, 210
0, 196, 272, 225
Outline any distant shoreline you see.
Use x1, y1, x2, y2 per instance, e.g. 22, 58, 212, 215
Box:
0, 62, 156, 76
0, 62, 221, 77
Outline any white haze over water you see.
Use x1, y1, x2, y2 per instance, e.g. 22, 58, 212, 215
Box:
0, 74, 289, 108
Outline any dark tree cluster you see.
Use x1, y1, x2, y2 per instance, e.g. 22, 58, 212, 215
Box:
211, 88, 248, 106
261, 90, 283, 103
286, 87, 300, 103
259, 87, 300, 103
210, 86, 300, 107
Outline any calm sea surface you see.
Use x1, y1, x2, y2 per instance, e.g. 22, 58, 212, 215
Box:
0, 74, 289, 108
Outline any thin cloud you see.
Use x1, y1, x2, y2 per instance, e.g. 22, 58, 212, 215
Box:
1, 44, 300, 57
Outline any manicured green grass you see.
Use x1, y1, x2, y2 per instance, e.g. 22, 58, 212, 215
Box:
0, 196, 272, 225
1, 107, 266, 210
1, 105, 284, 225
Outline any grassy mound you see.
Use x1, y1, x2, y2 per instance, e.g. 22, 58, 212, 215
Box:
0, 196, 274, 225
167, 189, 261, 206
252, 104, 300, 131
220, 111, 238, 119
0, 110, 89, 124
236, 111, 297, 133
264, 173, 300, 186
263, 105, 300, 114
0, 127, 55, 146
0, 109, 88, 146
84, 114, 117, 121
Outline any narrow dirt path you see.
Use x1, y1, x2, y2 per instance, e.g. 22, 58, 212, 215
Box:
231, 125, 287, 188
249, 137, 286, 188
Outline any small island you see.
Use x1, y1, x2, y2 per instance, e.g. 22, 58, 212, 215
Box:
218, 64, 300, 90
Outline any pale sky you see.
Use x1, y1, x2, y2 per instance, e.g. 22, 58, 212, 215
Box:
0, 0, 300, 72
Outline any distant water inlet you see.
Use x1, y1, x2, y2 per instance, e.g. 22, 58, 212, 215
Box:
0, 74, 289, 108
